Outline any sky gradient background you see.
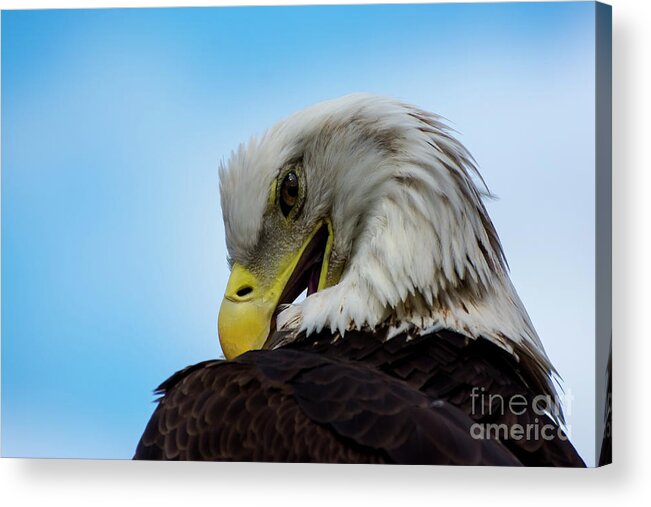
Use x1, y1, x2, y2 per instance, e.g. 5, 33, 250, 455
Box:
1, 3, 597, 463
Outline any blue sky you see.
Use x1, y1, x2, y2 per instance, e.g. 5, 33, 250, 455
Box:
2, 3, 597, 463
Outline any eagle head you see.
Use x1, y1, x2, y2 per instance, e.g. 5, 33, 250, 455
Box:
217, 94, 551, 379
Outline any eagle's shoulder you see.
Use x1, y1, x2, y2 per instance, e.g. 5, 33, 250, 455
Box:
152, 359, 222, 397
134, 342, 520, 465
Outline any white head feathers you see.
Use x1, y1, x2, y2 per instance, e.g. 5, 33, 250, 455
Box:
220, 93, 552, 377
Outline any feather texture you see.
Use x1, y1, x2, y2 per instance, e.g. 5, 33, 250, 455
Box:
135, 329, 583, 466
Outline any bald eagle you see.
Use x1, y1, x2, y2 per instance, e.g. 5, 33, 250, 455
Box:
134, 94, 584, 466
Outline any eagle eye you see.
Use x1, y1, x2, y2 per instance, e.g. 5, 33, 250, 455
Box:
279, 171, 299, 217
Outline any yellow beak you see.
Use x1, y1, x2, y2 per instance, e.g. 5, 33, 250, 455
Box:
218, 220, 333, 359
217, 263, 275, 359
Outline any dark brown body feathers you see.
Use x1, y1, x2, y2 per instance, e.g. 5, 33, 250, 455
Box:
134, 329, 584, 466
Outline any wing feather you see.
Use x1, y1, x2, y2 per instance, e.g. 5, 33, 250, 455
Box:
135, 348, 519, 465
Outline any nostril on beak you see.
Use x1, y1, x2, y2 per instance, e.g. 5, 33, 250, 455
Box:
236, 286, 253, 298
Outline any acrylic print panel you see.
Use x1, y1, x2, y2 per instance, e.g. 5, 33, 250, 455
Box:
1, 2, 611, 466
